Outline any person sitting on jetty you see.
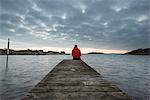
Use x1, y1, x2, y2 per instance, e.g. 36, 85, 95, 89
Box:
72, 45, 81, 60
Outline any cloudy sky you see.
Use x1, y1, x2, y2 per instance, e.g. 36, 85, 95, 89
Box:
0, 0, 149, 53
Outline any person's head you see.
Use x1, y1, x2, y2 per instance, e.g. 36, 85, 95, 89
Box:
74, 45, 77, 48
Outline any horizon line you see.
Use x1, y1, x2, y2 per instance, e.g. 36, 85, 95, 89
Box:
0, 47, 129, 54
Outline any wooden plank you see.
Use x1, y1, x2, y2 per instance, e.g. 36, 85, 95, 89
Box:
21, 59, 132, 100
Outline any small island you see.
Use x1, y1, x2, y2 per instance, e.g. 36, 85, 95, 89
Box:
125, 48, 150, 55
88, 52, 104, 54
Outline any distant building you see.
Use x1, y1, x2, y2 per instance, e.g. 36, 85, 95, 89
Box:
0, 49, 3, 55
0, 49, 6, 55
46, 51, 56, 55
60, 51, 65, 55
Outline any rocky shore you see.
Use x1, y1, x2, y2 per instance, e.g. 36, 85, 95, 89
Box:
125, 48, 150, 55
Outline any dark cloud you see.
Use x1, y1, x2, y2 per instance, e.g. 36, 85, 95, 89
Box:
0, 0, 32, 14
0, 0, 149, 50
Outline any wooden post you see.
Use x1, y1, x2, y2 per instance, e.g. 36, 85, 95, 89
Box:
7, 38, 10, 55
6, 38, 10, 68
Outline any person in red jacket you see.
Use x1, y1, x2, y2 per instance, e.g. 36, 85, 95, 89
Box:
72, 45, 81, 60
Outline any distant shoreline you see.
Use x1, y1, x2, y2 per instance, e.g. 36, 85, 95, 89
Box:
0, 48, 149, 55
0, 49, 66, 55
0, 53, 119, 55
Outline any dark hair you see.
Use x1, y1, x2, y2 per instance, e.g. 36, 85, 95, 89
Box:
74, 45, 77, 48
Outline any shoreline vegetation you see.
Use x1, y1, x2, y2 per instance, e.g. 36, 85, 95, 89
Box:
0, 48, 149, 55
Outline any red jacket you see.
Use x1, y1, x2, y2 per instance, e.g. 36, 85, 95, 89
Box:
72, 47, 81, 59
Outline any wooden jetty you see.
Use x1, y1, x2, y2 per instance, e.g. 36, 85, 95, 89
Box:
21, 59, 131, 100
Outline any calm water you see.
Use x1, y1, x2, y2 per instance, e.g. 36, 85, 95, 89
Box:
0, 55, 149, 100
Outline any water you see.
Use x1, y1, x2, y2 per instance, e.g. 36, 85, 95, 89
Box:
0, 55, 149, 100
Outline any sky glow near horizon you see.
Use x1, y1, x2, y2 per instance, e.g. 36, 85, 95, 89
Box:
0, 0, 149, 53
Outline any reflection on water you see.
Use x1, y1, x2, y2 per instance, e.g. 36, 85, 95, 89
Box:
5, 55, 9, 73
0, 55, 70, 100
0, 55, 149, 100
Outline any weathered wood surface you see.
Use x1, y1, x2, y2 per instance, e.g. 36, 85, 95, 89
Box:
21, 59, 131, 100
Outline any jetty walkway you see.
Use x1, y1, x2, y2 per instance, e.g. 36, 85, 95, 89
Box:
22, 59, 131, 100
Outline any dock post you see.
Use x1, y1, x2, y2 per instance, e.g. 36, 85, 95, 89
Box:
7, 38, 10, 55
6, 38, 10, 68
